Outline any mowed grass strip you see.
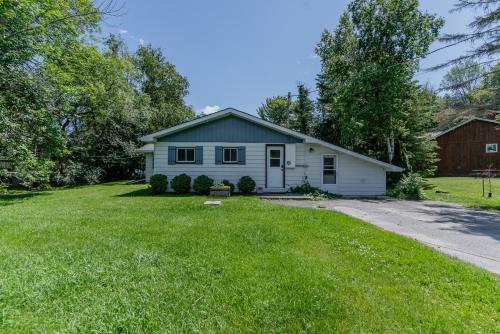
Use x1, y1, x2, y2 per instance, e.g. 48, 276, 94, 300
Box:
425, 177, 500, 211
0, 183, 498, 333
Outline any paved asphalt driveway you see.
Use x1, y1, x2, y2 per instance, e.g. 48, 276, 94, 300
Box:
271, 198, 500, 274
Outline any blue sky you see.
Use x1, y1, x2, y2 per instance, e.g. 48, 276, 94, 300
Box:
102, 0, 475, 115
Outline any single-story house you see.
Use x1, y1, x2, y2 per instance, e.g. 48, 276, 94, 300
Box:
435, 117, 500, 176
137, 108, 403, 195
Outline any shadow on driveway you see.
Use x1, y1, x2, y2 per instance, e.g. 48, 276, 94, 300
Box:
270, 198, 500, 274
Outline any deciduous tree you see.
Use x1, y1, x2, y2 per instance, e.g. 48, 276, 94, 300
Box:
257, 96, 290, 127
315, 0, 443, 174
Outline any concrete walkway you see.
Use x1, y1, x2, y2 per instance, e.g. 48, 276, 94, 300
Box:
271, 198, 500, 274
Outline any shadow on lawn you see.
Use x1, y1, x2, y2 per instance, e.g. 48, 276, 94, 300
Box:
0, 192, 50, 206
116, 187, 252, 198
116, 188, 200, 197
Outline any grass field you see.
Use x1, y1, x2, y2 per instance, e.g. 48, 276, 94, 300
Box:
0, 183, 498, 333
425, 177, 500, 211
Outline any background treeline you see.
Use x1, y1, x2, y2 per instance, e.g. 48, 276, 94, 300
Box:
1, 0, 193, 188
258, 0, 499, 180
1, 0, 498, 189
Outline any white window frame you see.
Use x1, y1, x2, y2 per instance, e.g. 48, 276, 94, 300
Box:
321, 154, 337, 185
223, 147, 238, 164
176, 147, 195, 163
485, 143, 498, 153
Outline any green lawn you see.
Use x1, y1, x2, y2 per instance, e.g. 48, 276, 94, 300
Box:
425, 177, 500, 211
0, 183, 498, 333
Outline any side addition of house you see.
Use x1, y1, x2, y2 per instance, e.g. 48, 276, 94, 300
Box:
137, 108, 403, 195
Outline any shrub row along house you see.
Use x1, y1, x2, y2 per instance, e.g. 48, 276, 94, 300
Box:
435, 117, 500, 176
137, 108, 403, 195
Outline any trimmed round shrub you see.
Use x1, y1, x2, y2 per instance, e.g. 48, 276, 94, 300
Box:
237, 176, 256, 194
171, 173, 191, 194
222, 179, 235, 194
150, 174, 168, 194
193, 175, 214, 195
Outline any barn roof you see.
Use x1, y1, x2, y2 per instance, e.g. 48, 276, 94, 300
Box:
435, 117, 500, 138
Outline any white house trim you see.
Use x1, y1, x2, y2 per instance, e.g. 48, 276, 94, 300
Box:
136, 144, 154, 153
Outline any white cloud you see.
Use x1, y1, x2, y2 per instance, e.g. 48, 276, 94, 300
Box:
199, 105, 221, 115
138, 38, 145, 45
119, 29, 128, 34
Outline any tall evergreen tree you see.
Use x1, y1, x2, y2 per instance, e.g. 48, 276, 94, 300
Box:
291, 84, 314, 135
434, 0, 499, 69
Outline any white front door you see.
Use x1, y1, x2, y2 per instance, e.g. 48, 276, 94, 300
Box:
266, 146, 284, 189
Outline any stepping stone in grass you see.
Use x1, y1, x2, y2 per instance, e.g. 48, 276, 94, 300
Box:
204, 201, 221, 206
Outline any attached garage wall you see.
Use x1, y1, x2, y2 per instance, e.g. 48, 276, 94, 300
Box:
285, 144, 387, 196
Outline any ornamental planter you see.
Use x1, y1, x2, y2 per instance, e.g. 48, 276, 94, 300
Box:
210, 186, 231, 197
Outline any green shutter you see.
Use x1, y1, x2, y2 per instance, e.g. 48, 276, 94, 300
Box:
215, 146, 223, 165
195, 146, 203, 164
168, 146, 176, 165
238, 146, 246, 165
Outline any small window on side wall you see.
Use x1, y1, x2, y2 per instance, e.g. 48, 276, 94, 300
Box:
323, 155, 336, 184
223, 147, 238, 163
486, 143, 498, 153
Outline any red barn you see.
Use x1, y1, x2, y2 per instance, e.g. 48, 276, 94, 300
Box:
436, 118, 500, 176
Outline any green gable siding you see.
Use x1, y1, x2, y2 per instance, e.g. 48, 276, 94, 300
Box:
158, 115, 302, 143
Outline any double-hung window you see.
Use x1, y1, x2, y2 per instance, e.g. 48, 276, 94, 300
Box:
176, 147, 195, 163
223, 147, 238, 164
322, 155, 336, 184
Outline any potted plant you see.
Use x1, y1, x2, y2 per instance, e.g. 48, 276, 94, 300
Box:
210, 183, 231, 197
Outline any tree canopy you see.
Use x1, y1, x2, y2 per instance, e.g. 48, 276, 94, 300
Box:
0, 0, 193, 188
257, 96, 291, 127
440, 60, 485, 105
314, 0, 444, 174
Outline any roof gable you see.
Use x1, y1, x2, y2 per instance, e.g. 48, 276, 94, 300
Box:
436, 117, 500, 138
140, 108, 404, 172
156, 114, 302, 143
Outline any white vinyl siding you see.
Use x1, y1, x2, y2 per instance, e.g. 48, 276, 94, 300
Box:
285, 144, 386, 196
322, 155, 336, 184
155, 142, 266, 191
145, 153, 154, 181
153, 142, 387, 195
